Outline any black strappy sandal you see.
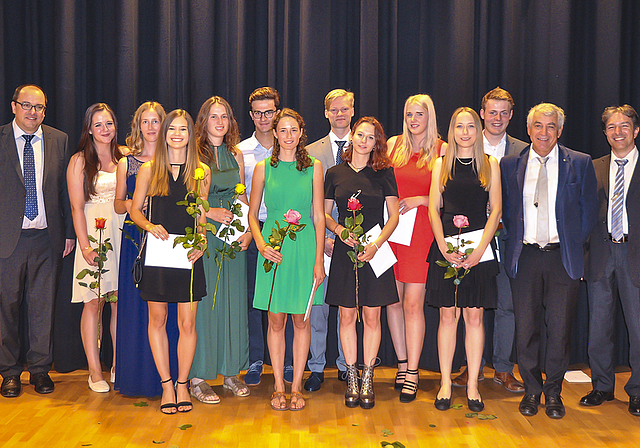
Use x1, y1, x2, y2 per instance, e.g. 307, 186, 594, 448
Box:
175, 380, 193, 413
394, 359, 408, 391
160, 378, 177, 414
399, 369, 419, 403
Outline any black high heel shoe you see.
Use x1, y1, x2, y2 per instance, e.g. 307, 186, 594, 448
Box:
399, 369, 419, 403
394, 359, 408, 391
175, 380, 193, 413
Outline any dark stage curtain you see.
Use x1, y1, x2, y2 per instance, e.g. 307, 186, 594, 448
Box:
2, 0, 638, 372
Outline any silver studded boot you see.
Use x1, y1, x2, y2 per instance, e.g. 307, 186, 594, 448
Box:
344, 363, 360, 408
360, 363, 375, 409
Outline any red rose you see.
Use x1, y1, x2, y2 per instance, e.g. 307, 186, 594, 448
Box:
347, 197, 362, 211
95, 217, 106, 230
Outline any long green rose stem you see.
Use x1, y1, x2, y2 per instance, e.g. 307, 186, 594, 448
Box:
267, 223, 291, 312
97, 227, 103, 349
352, 210, 361, 323
213, 240, 225, 310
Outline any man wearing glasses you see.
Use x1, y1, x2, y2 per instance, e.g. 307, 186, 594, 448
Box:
238, 87, 294, 386
0, 84, 74, 398
303, 89, 354, 391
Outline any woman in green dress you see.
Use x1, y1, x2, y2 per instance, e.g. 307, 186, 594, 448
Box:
249, 108, 326, 411
189, 96, 252, 403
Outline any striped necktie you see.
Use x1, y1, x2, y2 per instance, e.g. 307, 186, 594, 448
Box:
611, 159, 628, 241
336, 141, 346, 165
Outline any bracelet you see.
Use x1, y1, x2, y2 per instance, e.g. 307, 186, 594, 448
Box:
82, 245, 92, 252
334, 225, 341, 235
372, 242, 380, 250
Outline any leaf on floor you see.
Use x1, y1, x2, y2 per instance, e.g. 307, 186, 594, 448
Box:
178, 424, 192, 430
381, 429, 394, 436
465, 412, 497, 420
429, 424, 436, 428
450, 404, 463, 409
152, 441, 165, 444
134, 401, 149, 407
352, 423, 359, 426
380, 442, 406, 448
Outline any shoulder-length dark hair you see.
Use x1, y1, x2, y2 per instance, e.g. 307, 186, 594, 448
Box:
342, 116, 391, 171
194, 96, 240, 166
270, 108, 312, 171
75, 103, 124, 201
148, 109, 201, 196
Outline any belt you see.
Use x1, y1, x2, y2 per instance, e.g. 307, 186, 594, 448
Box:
524, 242, 560, 251
609, 234, 628, 243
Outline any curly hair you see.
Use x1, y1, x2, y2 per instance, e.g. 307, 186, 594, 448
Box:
342, 116, 391, 171
270, 108, 312, 171
194, 96, 240, 165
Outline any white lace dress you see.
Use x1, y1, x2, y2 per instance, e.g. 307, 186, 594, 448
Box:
71, 170, 125, 303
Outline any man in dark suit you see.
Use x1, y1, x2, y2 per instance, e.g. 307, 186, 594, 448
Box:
303, 89, 353, 391
0, 84, 74, 398
453, 87, 527, 392
581, 105, 640, 417
501, 102, 598, 418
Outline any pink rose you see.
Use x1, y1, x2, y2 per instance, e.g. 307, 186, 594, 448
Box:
347, 197, 362, 211
284, 209, 302, 225
452, 215, 469, 229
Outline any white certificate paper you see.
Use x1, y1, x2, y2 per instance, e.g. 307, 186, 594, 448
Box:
145, 234, 192, 269
214, 199, 250, 243
444, 229, 494, 263
384, 204, 417, 246
365, 224, 397, 277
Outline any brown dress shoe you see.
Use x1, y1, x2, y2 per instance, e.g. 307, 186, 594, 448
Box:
493, 372, 524, 393
452, 368, 485, 387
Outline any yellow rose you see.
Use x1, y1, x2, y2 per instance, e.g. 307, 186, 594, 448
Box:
194, 167, 205, 180
234, 183, 246, 195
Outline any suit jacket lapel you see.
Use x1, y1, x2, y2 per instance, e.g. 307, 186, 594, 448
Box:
516, 146, 529, 195
599, 155, 611, 200
2, 125, 24, 183
42, 128, 53, 186
556, 145, 571, 200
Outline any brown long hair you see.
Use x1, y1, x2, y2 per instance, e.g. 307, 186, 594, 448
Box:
125, 101, 166, 156
194, 96, 240, 165
75, 103, 124, 201
342, 116, 391, 171
148, 109, 201, 196
270, 108, 312, 171
440, 107, 492, 191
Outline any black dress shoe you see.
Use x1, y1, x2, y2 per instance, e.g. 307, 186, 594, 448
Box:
629, 396, 640, 416
434, 395, 451, 411
545, 394, 565, 419
337, 370, 347, 382
1, 375, 21, 398
303, 372, 324, 391
30, 372, 54, 394
467, 397, 484, 412
579, 389, 614, 406
519, 393, 540, 416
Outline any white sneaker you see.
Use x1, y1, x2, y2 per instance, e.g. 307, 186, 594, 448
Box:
88, 375, 110, 393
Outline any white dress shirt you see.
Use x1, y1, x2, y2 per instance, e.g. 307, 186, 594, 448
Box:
237, 132, 273, 222
523, 144, 559, 245
608, 146, 638, 234
13, 120, 48, 229
329, 130, 351, 165
483, 131, 507, 161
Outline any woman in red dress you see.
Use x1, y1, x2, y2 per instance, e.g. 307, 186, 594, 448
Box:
386, 94, 446, 402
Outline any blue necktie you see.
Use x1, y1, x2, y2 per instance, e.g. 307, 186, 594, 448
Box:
611, 159, 628, 241
336, 140, 346, 165
23, 134, 38, 221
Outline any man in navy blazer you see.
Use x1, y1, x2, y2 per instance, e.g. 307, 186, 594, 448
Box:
500, 103, 598, 418
581, 105, 640, 417
0, 85, 74, 398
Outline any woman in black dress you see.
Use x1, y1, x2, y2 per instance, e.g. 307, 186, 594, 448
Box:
324, 117, 399, 409
426, 107, 501, 412
130, 109, 210, 414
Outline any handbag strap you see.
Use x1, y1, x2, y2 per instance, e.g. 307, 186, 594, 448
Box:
137, 196, 152, 259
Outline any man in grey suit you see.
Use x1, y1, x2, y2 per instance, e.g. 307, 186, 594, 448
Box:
303, 89, 353, 391
582, 105, 640, 417
454, 87, 527, 392
0, 84, 74, 397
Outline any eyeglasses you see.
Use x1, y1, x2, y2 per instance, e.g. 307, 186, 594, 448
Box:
14, 101, 46, 113
251, 110, 276, 119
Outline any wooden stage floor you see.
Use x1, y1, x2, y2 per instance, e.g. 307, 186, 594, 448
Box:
1, 365, 637, 447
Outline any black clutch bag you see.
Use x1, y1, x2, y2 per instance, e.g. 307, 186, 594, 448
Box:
132, 197, 151, 287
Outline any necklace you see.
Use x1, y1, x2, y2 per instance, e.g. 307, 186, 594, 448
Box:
349, 162, 366, 171
456, 157, 474, 166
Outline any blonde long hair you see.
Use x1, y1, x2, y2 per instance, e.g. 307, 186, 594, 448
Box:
390, 94, 440, 169
440, 107, 492, 191
125, 101, 166, 156
148, 109, 201, 196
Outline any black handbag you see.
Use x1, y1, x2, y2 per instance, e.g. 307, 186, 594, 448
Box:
132, 197, 151, 287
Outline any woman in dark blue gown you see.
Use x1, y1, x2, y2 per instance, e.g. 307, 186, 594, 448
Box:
114, 102, 180, 397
